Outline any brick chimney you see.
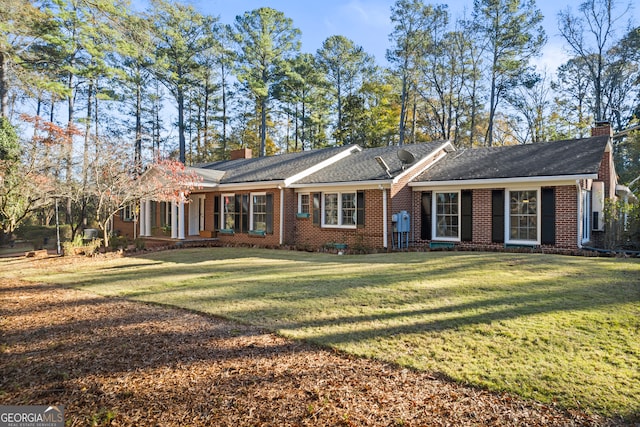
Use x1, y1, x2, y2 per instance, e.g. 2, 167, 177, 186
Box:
230, 148, 252, 160
591, 121, 613, 137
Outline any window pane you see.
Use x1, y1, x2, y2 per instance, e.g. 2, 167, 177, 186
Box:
252, 194, 266, 231
509, 190, 537, 241
435, 192, 459, 238
324, 194, 338, 225
342, 193, 356, 225
300, 194, 310, 214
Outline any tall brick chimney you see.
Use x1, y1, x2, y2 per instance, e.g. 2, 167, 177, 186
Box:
591, 121, 613, 137
230, 148, 252, 160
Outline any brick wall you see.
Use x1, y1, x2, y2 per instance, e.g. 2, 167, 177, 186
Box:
471, 189, 493, 245
112, 213, 136, 239
294, 189, 386, 251
411, 185, 580, 251
553, 185, 578, 249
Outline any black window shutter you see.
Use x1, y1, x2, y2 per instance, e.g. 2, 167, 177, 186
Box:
213, 195, 220, 231
266, 193, 274, 234
241, 194, 249, 233
312, 193, 321, 226
356, 191, 365, 228
541, 188, 555, 245
461, 190, 473, 241
421, 192, 431, 240
492, 190, 504, 243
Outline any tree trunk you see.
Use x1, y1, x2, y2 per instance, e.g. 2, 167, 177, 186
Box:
260, 95, 267, 157
135, 77, 142, 172
177, 87, 186, 164
0, 53, 9, 118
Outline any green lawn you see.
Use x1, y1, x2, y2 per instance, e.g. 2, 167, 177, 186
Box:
3, 248, 639, 419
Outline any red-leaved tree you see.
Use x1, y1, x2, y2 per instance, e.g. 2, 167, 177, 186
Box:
92, 136, 201, 247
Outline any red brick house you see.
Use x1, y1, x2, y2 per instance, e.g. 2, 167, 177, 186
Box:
115, 123, 629, 253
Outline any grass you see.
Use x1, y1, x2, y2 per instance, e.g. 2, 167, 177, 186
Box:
2, 247, 639, 419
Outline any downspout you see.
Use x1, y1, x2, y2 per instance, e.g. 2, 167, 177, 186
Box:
381, 186, 388, 249
576, 180, 583, 249
279, 187, 284, 245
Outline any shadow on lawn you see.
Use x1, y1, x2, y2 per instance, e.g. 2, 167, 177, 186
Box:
0, 281, 311, 388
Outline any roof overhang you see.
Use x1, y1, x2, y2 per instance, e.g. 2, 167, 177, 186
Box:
409, 174, 599, 190
215, 180, 286, 191
290, 180, 393, 191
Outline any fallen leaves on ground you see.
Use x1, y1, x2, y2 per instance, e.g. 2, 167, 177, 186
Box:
0, 257, 622, 426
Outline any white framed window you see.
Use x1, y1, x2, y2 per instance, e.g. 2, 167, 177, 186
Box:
298, 193, 310, 214
251, 192, 267, 231
322, 192, 357, 227
122, 203, 136, 222
433, 191, 460, 240
507, 189, 539, 244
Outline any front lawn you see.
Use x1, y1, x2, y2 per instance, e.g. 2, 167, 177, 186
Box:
3, 248, 639, 420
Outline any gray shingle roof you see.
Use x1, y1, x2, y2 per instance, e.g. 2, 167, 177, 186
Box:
295, 141, 448, 184
199, 145, 354, 184
414, 136, 609, 182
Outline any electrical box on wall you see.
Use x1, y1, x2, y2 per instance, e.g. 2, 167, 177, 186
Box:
592, 181, 605, 231
396, 210, 410, 233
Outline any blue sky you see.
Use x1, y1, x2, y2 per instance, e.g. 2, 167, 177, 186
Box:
193, 0, 573, 72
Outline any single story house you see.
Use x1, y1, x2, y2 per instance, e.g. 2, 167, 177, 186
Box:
114, 122, 632, 253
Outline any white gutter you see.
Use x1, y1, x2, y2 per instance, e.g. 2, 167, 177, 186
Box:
576, 180, 583, 249
382, 186, 388, 249
217, 180, 285, 191
409, 174, 599, 189
279, 187, 284, 245
289, 180, 393, 190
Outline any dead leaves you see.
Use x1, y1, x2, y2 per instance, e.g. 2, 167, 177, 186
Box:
1, 276, 613, 426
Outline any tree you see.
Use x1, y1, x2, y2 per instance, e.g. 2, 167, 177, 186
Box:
150, 0, 218, 164
387, 0, 441, 146
473, 0, 546, 146
336, 71, 400, 147
558, 0, 632, 124
116, 11, 157, 171
234, 7, 301, 157
316, 35, 375, 145
274, 53, 330, 152
0, 0, 57, 119
212, 24, 237, 159
0, 116, 78, 242
551, 57, 594, 138
90, 137, 199, 247
506, 71, 552, 143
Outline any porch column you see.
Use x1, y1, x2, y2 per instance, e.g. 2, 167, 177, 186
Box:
178, 192, 185, 240
144, 200, 152, 237
171, 201, 178, 239
279, 187, 284, 245
139, 200, 146, 237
